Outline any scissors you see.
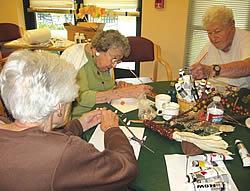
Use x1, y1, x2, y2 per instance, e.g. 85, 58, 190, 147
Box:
118, 116, 155, 154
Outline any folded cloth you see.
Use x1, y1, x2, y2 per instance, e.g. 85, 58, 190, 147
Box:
23, 28, 51, 45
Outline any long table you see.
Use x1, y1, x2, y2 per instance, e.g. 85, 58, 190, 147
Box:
85, 81, 250, 191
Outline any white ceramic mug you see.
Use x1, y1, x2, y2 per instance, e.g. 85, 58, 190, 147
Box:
160, 102, 180, 120
155, 94, 171, 115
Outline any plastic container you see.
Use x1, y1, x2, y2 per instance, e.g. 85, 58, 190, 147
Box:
74, 32, 80, 44
79, 33, 86, 43
206, 96, 224, 123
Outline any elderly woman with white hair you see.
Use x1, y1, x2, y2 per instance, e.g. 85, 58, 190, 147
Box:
190, 5, 250, 88
0, 50, 138, 190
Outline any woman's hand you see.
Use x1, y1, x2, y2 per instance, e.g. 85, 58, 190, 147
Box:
78, 109, 102, 131
100, 110, 119, 132
190, 63, 213, 80
116, 84, 153, 98
115, 81, 133, 88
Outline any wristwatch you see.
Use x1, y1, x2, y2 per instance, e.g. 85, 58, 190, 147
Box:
212, 64, 221, 77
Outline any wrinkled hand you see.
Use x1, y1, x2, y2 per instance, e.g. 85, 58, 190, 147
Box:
100, 110, 119, 132
117, 84, 153, 98
190, 63, 212, 80
78, 109, 102, 131
115, 81, 133, 88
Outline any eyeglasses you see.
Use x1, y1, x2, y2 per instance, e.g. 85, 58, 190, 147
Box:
107, 51, 123, 66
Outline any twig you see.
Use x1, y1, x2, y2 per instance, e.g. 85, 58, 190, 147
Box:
130, 119, 166, 124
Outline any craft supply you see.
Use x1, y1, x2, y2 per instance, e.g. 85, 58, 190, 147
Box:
119, 116, 155, 154
192, 160, 218, 168
192, 181, 226, 191
129, 69, 144, 84
175, 83, 190, 101
186, 167, 228, 183
198, 52, 208, 64
206, 96, 224, 123
235, 139, 250, 167
204, 153, 233, 162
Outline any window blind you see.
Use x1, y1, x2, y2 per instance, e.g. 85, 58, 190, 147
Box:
184, 0, 250, 67
29, 0, 75, 10
83, 0, 138, 10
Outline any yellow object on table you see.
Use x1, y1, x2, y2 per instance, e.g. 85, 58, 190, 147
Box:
64, 22, 105, 41
177, 96, 195, 113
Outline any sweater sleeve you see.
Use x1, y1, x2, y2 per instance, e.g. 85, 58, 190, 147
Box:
53, 120, 84, 137
53, 128, 138, 191
76, 67, 97, 108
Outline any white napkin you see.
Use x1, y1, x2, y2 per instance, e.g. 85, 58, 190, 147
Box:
23, 28, 51, 44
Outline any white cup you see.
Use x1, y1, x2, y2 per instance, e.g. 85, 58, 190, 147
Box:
155, 94, 171, 115
160, 102, 180, 120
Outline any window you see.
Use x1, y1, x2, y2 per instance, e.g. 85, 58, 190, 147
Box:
184, 0, 250, 67
36, 13, 74, 38
28, 0, 75, 38
84, 0, 139, 71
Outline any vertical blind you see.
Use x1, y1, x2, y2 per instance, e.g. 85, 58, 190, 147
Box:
29, 0, 75, 10
83, 0, 138, 10
184, 0, 250, 67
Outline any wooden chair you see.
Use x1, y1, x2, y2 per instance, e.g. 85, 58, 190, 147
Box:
121, 36, 173, 81
0, 23, 22, 58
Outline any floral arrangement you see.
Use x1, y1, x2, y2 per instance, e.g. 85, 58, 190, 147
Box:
77, 5, 117, 19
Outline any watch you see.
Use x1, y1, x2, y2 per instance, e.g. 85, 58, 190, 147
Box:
212, 64, 221, 77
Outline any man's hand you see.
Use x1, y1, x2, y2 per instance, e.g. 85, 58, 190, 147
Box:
78, 109, 102, 131
190, 63, 213, 80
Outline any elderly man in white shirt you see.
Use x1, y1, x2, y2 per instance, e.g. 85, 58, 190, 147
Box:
190, 5, 250, 88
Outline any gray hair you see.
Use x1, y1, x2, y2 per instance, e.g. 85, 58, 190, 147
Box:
91, 29, 131, 57
203, 5, 234, 29
0, 50, 79, 123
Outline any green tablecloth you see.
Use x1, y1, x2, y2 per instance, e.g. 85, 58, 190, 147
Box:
85, 81, 250, 191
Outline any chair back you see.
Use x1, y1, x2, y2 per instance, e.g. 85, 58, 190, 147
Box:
0, 23, 21, 42
0, 23, 22, 58
122, 36, 173, 81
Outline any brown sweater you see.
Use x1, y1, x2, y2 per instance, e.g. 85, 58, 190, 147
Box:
0, 120, 138, 191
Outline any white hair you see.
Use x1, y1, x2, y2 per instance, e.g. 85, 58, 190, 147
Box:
0, 50, 79, 123
203, 5, 234, 29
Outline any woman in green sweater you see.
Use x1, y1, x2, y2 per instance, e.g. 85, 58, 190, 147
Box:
62, 30, 152, 119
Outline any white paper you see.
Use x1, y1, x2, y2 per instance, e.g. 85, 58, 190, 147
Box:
164, 154, 238, 191
89, 125, 145, 159
111, 98, 138, 113
115, 77, 153, 85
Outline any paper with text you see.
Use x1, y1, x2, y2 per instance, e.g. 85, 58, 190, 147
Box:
164, 154, 238, 191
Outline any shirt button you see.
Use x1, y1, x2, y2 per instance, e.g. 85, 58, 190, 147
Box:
102, 81, 104, 85
97, 71, 100, 75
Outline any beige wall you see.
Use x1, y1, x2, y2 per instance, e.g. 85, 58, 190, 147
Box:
141, 0, 189, 80
0, 0, 25, 30
0, 0, 189, 80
